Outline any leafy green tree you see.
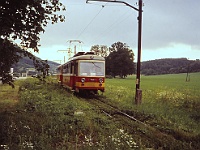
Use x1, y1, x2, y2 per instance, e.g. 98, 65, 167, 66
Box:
0, 39, 50, 83
0, 0, 65, 51
0, 39, 21, 75
90, 45, 109, 58
0, 0, 65, 80
106, 42, 135, 78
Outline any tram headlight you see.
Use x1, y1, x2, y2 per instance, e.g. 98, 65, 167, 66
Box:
81, 78, 85, 83
99, 78, 103, 83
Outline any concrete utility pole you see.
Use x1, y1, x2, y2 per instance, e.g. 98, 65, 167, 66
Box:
135, 0, 143, 104
86, 0, 143, 104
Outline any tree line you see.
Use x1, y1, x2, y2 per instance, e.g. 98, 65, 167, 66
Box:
90, 43, 200, 77
141, 58, 200, 75
90, 42, 135, 78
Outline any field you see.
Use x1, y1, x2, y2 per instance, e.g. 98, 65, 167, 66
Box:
105, 73, 200, 133
0, 73, 200, 149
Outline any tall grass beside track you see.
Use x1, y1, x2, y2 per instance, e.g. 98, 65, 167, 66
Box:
105, 72, 200, 134
0, 73, 200, 149
0, 78, 140, 149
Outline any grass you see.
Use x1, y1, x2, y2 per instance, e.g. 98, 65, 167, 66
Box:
0, 73, 200, 149
0, 83, 19, 112
1, 78, 138, 150
105, 72, 200, 134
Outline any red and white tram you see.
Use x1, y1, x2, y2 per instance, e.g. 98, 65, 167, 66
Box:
56, 52, 105, 94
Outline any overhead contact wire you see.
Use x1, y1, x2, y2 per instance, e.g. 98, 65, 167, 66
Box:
77, 5, 106, 39
92, 11, 134, 44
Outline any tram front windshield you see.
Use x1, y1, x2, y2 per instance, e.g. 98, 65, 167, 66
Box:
79, 61, 104, 76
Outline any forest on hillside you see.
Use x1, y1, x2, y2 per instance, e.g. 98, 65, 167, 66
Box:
141, 58, 200, 75
11, 57, 200, 76
11, 57, 59, 74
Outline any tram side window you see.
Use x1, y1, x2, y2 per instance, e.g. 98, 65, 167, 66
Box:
70, 62, 74, 74
63, 64, 68, 73
68, 63, 71, 73
74, 62, 78, 76
56, 66, 62, 74
56, 68, 59, 74
63, 63, 73, 74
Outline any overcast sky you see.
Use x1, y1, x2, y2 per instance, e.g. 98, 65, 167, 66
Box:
34, 0, 200, 63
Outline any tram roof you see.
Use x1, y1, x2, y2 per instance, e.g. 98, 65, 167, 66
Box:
69, 54, 105, 61
57, 53, 105, 69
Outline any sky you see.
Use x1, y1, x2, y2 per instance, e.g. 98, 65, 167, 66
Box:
34, 0, 200, 63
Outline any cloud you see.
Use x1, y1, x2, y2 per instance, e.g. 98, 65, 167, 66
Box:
37, 0, 200, 61
142, 0, 200, 50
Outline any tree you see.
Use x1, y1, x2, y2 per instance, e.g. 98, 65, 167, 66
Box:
0, 39, 21, 75
0, 0, 65, 81
0, 0, 65, 51
106, 42, 135, 78
0, 39, 50, 83
90, 45, 109, 58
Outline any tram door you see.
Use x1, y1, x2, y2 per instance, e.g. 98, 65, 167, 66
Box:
71, 61, 76, 90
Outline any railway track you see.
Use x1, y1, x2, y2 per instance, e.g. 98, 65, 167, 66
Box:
89, 96, 148, 126
78, 94, 198, 150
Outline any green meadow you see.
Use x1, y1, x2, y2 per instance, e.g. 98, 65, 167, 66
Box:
105, 72, 200, 134
0, 72, 199, 149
